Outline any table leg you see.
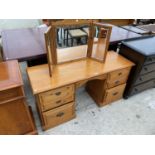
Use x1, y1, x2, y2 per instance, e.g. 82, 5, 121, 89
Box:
85, 36, 88, 44
57, 29, 59, 43
108, 44, 118, 51
61, 28, 63, 39
27, 56, 47, 67
71, 38, 73, 47
67, 29, 69, 46
63, 29, 66, 45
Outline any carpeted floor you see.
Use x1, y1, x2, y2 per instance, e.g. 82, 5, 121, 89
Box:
20, 62, 155, 135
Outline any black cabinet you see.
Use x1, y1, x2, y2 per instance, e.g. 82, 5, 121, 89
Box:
119, 36, 155, 98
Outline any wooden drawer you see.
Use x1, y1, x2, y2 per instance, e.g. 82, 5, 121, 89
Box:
131, 80, 155, 96
140, 63, 155, 75
43, 102, 75, 130
39, 84, 74, 110
0, 50, 2, 62
144, 56, 155, 65
0, 87, 24, 104
103, 84, 126, 106
135, 71, 155, 85
40, 94, 74, 111
107, 68, 130, 88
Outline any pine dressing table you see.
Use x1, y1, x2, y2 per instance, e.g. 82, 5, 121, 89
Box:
27, 45, 134, 130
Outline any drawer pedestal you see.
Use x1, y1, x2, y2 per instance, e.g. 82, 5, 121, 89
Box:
36, 84, 76, 130
86, 68, 131, 107
0, 61, 37, 135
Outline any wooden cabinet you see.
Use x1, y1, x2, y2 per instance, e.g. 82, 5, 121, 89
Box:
0, 97, 36, 135
135, 71, 155, 85
27, 51, 134, 131
0, 87, 24, 103
0, 60, 37, 135
36, 84, 75, 130
86, 68, 131, 107
119, 36, 155, 98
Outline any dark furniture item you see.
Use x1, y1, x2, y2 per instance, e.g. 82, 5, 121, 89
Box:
136, 19, 155, 25
1, 26, 141, 65
119, 36, 155, 98
121, 25, 150, 35
1, 27, 47, 62
108, 25, 142, 51
0, 29, 2, 36
137, 24, 155, 34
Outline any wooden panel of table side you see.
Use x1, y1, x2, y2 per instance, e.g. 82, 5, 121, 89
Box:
1, 26, 141, 61
27, 51, 134, 94
0, 87, 24, 104
0, 98, 36, 135
0, 60, 23, 91
0, 60, 37, 135
99, 19, 134, 26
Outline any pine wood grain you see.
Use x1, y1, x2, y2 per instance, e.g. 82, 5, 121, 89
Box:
27, 51, 134, 94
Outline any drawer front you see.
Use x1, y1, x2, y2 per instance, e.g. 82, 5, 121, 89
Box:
104, 84, 126, 105
107, 68, 130, 88
43, 102, 75, 128
40, 94, 74, 111
0, 87, 23, 103
39, 84, 74, 110
140, 63, 155, 75
131, 80, 155, 96
135, 71, 155, 85
144, 56, 155, 65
